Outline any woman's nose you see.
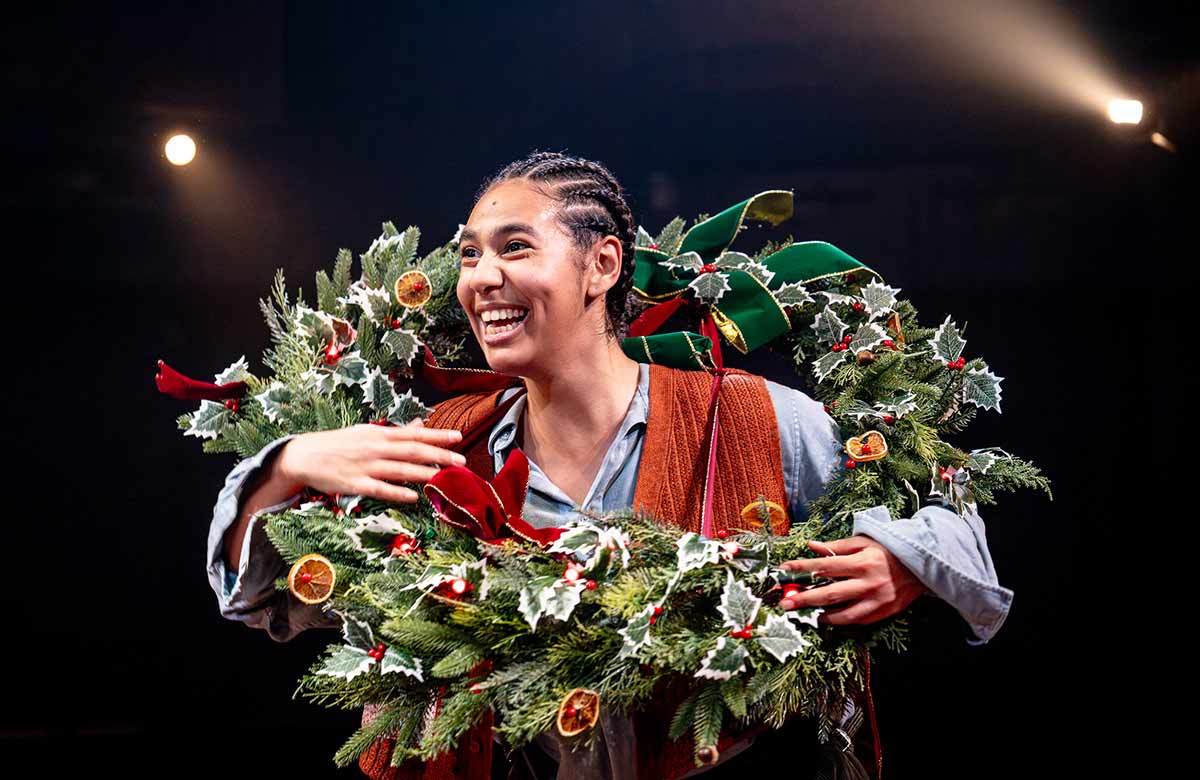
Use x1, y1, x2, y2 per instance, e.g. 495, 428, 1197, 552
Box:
468, 253, 504, 292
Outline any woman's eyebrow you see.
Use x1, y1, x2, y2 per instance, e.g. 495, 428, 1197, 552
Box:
459, 223, 541, 243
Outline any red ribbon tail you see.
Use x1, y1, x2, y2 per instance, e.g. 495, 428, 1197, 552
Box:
417, 346, 522, 393
699, 313, 724, 369
154, 359, 246, 401
699, 370, 726, 538
628, 298, 687, 337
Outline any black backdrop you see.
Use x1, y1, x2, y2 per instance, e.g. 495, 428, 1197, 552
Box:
7, 2, 1186, 777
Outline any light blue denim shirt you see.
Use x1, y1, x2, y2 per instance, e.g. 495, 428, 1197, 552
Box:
207, 363, 1013, 646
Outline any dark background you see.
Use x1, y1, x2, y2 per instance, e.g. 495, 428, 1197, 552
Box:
7, 1, 1186, 777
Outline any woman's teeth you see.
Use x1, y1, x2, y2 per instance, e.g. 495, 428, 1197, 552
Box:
481, 308, 528, 335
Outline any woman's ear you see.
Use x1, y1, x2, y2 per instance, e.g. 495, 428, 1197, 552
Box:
586, 235, 623, 297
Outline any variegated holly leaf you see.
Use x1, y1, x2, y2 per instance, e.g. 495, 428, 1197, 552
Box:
215, 356, 250, 385
695, 636, 750, 681
930, 315, 966, 363
543, 580, 587, 622
967, 450, 1002, 474
876, 391, 918, 420
861, 281, 900, 319
254, 383, 293, 423
341, 613, 376, 650
817, 291, 857, 307
331, 352, 369, 388
387, 389, 432, 424
717, 571, 761, 630
846, 322, 889, 354
341, 282, 393, 324
346, 513, 418, 562
185, 400, 231, 440
961, 367, 1003, 412
812, 350, 846, 383
842, 399, 884, 422
677, 533, 722, 574
662, 251, 704, 274
381, 647, 424, 681
635, 225, 656, 248
689, 271, 731, 303
450, 559, 492, 601
811, 306, 848, 346
318, 646, 375, 681
360, 367, 396, 413
738, 259, 776, 288
773, 282, 814, 309
725, 541, 770, 581
785, 607, 823, 629
714, 251, 752, 270
618, 604, 657, 659
382, 328, 422, 364
518, 575, 560, 631
755, 613, 812, 662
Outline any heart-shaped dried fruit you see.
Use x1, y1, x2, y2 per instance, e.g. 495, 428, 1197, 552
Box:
845, 431, 888, 462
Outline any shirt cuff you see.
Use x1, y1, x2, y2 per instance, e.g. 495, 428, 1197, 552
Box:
852, 504, 1014, 645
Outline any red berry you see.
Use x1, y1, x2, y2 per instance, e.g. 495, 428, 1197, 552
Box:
300, 572, 313, 584
470, 683, 483, 694
883, 414, 895, 424
700, 263, 716, 274
649, 616, 657, 625
853, 302, 865, 312
649, 242, 659, 250
715, 529, 729, 539
861, 444, 872, 455
652, 605, 664, 616
823, 404, 832, 414
830, 400, 837, 408
565, 705, 578, 718
843, 333, 853, 343
391, 317, 402, 329
412, 281, 425, 291
845, 459, 857, 469
585, 579, 597, 590
782, 584, 802, 598
324, 346, 341, 365
730, 627, 742, 638
882, 339, 894, 348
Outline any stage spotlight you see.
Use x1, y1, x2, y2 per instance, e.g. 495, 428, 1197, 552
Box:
1107, 99, 1143, 125
165, 134, 197, 166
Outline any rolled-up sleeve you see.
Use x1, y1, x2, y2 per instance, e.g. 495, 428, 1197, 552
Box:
766, 379, 1014, 645
205, 433, 339, 642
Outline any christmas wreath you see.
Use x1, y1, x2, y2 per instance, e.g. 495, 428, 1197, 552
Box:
158, 190, 1050, 771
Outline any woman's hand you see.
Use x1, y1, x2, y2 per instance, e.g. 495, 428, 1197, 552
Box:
275, 419, 466, 504
777, 536, 927, 625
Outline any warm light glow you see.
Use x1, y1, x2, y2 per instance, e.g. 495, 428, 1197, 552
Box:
1107, 99, 1143, 125
165, 134, 197, 165
450, 578, 469, 594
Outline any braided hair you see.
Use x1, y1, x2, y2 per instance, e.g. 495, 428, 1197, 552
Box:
473, 150, 638, 340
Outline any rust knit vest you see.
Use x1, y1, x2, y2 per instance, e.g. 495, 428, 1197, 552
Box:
358, 363, 791, 780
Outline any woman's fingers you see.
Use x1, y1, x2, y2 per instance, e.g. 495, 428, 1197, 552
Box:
779, 577, 872, 610
358, 478, 421, 504
387, 425, 462, 446
388, 440, 467, 467
367, 460, 443, 485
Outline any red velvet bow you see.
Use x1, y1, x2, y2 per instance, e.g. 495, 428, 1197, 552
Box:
154, 359, 247, 401
417, 347, 524, 393
423, 448, 562, 547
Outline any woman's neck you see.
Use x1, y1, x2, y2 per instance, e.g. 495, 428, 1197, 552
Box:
518, 337, 641, 488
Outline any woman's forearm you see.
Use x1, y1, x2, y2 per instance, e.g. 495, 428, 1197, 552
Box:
223, 443, 305, 571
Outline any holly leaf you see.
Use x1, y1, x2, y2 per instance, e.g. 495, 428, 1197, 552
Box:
876, 391, 918, 420
346, 513, 417, 562
930, 315, 966, 363
387, 389, 433, 424
341, 613, 376, 650
618, 605, 657, 659
317, 646, 375, 681
755, 613, 812, 663
361, 367, 396, 413
689, 271, 731, 303
773, 282, 814, 309
677, 532, 722, 574
738, 260, 776, 288
785, 608, 823, 629
966, 450, 1000, 474
332, 352, 370, 388
843, 399, 884, 423
518, 575, 559, 631
861, 281, 900, 319
382, 329, 422, 364
811, 307, 848, 346
717, 571, 761, 630
635, 225, 655, 248
254, 382, 293, 423
817, 291, 856, 307
714, 250, 752, 271
662, 250, 703, 274
812, 351, 846, 383
695, 636, 750, 681
215, 355, 250, 384
380, 647, 424, 681
846, 322, 889, 354
961, 367, 1003, 412
342, 282, 393, 324
543, 580, 587, 623
185, 400, 231, 440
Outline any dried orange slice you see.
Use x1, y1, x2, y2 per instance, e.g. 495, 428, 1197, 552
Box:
740, 499, 787, 534
845, 431, 888, 462
394, 270, 433, 308
288, 553, 337, 604
555, 688, 601, 737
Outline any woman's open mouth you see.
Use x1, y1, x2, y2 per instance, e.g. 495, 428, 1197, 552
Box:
480, 306, 529, 346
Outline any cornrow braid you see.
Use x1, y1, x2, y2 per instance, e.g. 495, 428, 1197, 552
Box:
474, 150, 638, 339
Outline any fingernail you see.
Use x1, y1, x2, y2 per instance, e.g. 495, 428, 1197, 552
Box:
455, 454, 467, 464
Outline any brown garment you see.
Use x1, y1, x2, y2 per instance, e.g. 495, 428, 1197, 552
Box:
360, 364, 792, 780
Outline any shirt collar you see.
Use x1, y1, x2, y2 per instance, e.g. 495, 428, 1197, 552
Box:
488, 362, 650, 463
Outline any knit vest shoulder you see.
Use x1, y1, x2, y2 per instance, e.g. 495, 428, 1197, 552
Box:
359, 364, 791, 780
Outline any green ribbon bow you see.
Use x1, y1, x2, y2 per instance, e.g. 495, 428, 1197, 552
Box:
620, 190, 879, 366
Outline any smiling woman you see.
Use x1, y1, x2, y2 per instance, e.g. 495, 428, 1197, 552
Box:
207, 150, 1014, 780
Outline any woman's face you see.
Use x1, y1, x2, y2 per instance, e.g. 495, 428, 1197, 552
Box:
456, 178, 598, 378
